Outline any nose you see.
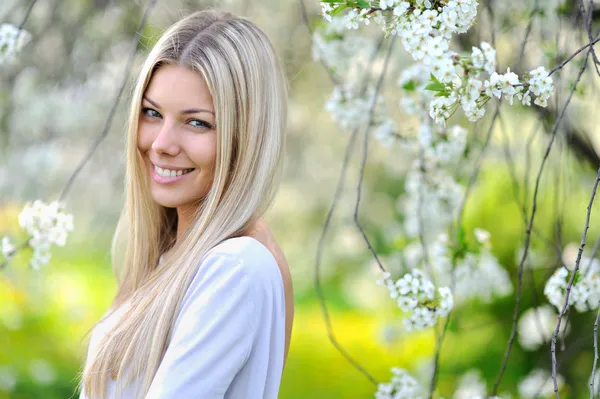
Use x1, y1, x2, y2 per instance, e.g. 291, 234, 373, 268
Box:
151, 122, 180, 156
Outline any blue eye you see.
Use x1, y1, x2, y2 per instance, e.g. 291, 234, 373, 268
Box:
188, 119, 213, 129
142, 107, 161, 118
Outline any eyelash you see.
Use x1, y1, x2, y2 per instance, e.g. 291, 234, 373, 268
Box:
141, 107, 213, 130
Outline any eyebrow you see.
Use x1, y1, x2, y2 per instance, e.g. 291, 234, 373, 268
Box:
143, 96, 215, 115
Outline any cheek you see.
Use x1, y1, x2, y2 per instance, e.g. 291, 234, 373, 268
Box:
188, 136, 217, 168
137, 122, 154, 151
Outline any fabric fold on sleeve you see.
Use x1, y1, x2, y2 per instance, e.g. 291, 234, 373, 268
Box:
145, 250, 260, 399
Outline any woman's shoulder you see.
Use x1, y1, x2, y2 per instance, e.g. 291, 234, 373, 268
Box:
200, 236, 283, 291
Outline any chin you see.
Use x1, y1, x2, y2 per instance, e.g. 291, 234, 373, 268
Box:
149, 191, 182, 209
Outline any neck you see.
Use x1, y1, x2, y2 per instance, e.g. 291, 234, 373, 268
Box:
175, 205, 195, 242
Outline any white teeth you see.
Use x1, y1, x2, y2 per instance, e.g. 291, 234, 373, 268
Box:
154, 165, 194, 178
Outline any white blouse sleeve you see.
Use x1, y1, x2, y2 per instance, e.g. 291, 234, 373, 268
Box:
145, 250, 260, 399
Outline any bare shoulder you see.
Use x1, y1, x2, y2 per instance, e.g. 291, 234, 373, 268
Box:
243, 219, 295, 364
243, 220, 293, 296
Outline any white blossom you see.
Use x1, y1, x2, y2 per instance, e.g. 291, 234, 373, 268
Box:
374, 367, 423, 399
527, 66, 553, 107
17, 200, 74, 269
344, 9, 361, 30
429, 93, 457, 125
471, 42, 496, 76
453, 370, 486, 399
400, 168, 463, 240
474, 228, 491, 245
377, 269, 453, 331
28, 359, 56, 386
1, 236, 15, 260
518, 369, 564, 399
0, 23, 31, 65
544, 261, 600, 313
373, 118, 398, 147
517, 305, 569, 351
0, 366, 17, 392
320, 3, 334, 22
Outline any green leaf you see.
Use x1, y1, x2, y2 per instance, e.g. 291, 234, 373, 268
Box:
331, 5, 348, 16
402, 81, 416, 92
321, 0, 339, 3
425, 73, 447, 92
357, 0, 370, 8
425, 82, 445, 91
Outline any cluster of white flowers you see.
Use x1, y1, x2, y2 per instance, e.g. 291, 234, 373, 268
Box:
325, 83, 399, 144
518, 368, 564, 399
544, 260, 600, 312
517, 305, 568, 351
471, 42, 496, 76
6, 200, 74, 269
312, 16, 375, 80
325, 84, 373, 130
484, 66, 553, 107
452, 370, 487, 399
377, 268, 453, 331
0, 23, 31, 66
324, 0, 478, 46
400, 168, 463, 240
402, 231, 512, 304
398, 124, 468, 238
1, 236, 15, 262
419, 123, 468, 166
375, 367, 423, 399
429, 63, 554, 126
321, 1, 554, 126
525, 66, 554, 107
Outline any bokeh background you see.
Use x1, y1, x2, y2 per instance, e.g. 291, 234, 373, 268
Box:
2, 0, 600, 397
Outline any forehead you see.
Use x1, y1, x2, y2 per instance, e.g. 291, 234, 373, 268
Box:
144, 64, 214, 110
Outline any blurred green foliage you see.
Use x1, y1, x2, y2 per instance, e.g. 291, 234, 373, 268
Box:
2, 162, 598, 398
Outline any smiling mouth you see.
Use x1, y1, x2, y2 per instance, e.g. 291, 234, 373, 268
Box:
153, 165, 196, 178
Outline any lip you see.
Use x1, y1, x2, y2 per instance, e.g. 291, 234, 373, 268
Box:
151, 161, 195, 171
150, 163, 195, 185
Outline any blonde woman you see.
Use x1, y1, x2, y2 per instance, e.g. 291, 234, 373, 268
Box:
78, 10, 294, 399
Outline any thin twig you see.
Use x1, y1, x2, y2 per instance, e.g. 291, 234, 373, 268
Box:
498, 114, 562, 259
59, 0, 158, 201
552, 166, 600, 398
549, 36, 600, 77
492, 41, 592, 397
583, 234, 600, 278
352, 37, 397, 273
313, 124, 377, 384
297, 0, 341, 85
0, 240, 28, 270
485, 0, 496, 47
428, 315, 451, 399
17, 0, 37, 31
312, 28, 388, 387
579, 0, 600, 77
416, 123, 434, 280
592, 301, 600, 399
497, 114, 553, 351
516, 0, 540, 72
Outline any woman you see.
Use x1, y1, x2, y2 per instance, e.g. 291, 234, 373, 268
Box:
78, 10, 294, 399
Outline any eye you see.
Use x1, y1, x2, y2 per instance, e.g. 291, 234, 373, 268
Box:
188, 119, 213, 130
141, 107, 161, 118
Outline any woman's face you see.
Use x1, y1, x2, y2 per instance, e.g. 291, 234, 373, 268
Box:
137, 64, 217, 210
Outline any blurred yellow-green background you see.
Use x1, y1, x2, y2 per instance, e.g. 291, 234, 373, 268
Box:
2, 0, 600, 397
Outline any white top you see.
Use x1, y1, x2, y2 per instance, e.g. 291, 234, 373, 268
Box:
80, 236, 286, 399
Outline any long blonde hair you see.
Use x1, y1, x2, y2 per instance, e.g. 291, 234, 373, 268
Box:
79, 10, 288, 398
